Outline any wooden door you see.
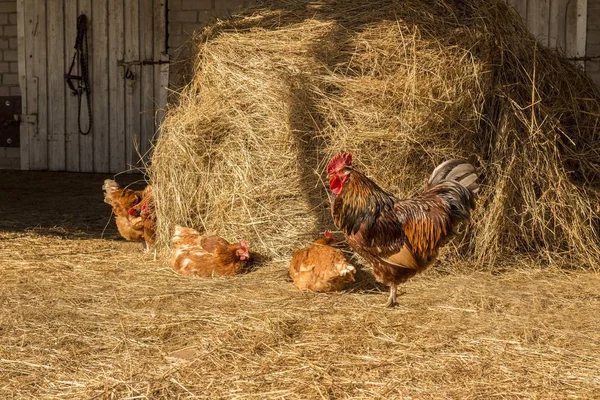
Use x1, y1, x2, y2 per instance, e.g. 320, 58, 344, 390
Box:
17, 0, 169, 173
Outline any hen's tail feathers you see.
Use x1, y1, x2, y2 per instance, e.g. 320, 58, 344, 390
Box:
428, 159, 479, 195
102, 179, 121, 204
172, 225, 198, 243
337, 263, 356, 279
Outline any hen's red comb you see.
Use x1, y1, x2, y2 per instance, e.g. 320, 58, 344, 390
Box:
239, 240, 249, 251
128, 207, 136, 216
327, 152, 352, 175
323, 230, 335, 240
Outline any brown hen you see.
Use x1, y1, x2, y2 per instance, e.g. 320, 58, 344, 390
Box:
170, 225, 251, 277
289, 230, 356, 292
102, 179, 145, 242
129, 185, 156, 249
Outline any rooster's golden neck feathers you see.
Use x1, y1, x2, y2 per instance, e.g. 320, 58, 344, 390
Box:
332, 170, 398, 237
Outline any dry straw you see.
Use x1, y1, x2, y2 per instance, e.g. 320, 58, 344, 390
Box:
151, 0, 600, 268
2, 171, 600, 398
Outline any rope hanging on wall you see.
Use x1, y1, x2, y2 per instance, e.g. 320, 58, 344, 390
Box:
65, 14, 92, 135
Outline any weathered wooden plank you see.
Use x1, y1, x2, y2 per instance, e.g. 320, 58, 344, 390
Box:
565, 0, 578, 57
16, 0, 29, 170
508, 0, 527, 20
539, 0, 550, 46
92, 0, 109, 172
575, 0, 588, 67
29, 0, 48, 170
78, 0, 94, 172
153, 0, 166, 62
555, 0, 571, 53
64, 0, 80, 171
28, 75, 39, 166
108, 0, 125, 173
140, 0, 155, 168
47, 0, 66, 171
155, 57, 169, 137
565, 0, 587, 67
124, 0, 141, 171
153, 0, 168, 142
527, 0, 548, 45
549, 0, 563, 48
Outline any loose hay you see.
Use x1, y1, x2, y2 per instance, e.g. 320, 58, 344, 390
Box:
151, 0, 600, 268
3, 216, 600, 396
2, 172, 600, 399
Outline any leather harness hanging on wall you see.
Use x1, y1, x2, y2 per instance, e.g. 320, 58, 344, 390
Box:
65, 14, 92, 135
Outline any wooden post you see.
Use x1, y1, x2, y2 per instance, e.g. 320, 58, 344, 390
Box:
16, 0, 29, 170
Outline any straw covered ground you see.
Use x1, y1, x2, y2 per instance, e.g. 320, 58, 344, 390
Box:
152, 0, 600, 269
1, 171, 600, 399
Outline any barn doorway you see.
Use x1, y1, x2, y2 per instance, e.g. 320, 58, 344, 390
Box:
17, 0, 168, 173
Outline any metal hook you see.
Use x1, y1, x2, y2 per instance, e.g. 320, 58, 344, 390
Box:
124, 68, 135, 80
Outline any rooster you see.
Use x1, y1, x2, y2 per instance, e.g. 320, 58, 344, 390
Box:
102, 179, 145, 242
327, 152, 479, 307
129, 185, 156, 249
170, 225, 251, 277
289, 230, 356, 292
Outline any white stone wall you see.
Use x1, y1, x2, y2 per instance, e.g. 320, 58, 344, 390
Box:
0, 0, 18, 169
0, 0, 18, 96
167, 0, 247, 88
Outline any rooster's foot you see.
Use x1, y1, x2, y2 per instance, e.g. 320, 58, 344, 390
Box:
385, 284, 399, 308
385, 298, 399, 308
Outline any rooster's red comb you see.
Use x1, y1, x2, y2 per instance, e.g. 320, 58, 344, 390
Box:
327, 152, 352, 175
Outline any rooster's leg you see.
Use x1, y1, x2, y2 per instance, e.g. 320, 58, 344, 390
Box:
385, 284, 398, 308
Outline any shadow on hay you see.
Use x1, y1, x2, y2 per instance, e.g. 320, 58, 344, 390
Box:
347, 266, 389, 294
287, 74, 333, 234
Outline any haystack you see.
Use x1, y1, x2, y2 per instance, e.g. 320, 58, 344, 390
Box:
151, 0, 600, 268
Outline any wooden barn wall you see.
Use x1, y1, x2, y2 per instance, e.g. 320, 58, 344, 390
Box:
13, 0, 598, 172
506, 0, 588, 61
17, 0, 168, 173
586, 0, 600, 85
